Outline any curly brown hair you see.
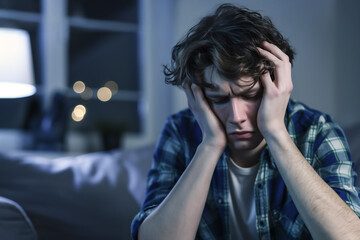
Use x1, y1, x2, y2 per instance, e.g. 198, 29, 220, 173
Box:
164, 3, 295, 88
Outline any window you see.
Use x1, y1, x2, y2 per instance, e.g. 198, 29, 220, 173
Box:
0, 0, 141, 151
0, 0, 40, 12
66, 0, 141, 138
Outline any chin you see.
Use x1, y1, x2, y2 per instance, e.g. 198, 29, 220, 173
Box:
231, 143, 257, 151
229, 138, 265, 152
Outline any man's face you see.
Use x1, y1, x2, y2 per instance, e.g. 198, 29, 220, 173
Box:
203, 67, 265, 157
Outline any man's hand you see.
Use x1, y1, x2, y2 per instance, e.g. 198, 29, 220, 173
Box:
256, 41, 293, 136
139, 83, 227, 240
184, 83, 227, 150
256, 42, 360, 239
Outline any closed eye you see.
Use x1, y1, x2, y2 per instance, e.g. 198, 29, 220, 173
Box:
242, 90, 263, 101
207, 96, 230, 105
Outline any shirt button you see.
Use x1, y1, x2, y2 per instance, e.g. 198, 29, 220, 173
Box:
257, 183, 263, 189
218, 198, 223, 204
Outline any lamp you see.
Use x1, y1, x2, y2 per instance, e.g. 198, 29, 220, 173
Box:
0, 28, 36, 98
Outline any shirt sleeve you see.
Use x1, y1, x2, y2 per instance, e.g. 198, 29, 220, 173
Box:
313, 115, 360, 218
131, 116, 187, 240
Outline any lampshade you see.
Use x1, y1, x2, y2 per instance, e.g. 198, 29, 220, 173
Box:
0, 28, 36, 98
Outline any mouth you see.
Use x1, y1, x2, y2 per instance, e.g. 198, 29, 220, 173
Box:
228, 131, 255, 139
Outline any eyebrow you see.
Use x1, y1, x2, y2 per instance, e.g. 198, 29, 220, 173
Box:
205, 86, 261, 98
205, 92, 228, 98
231, 87, 261, 96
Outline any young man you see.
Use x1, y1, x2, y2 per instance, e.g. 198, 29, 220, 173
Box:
132, 4, 360, 240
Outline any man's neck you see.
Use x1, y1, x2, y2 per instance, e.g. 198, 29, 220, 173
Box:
229, 140, 266, 168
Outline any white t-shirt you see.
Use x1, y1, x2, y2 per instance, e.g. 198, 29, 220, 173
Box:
227, 157, 260, 240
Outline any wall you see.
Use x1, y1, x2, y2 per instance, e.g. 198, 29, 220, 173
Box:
123, 0, 175, 148
335, 1, 360, 127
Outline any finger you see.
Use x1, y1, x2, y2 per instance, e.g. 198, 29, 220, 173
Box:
260, 72, 275, 92
258, 43, 292, 87
184, 89, 193, 103
184, 82, 194, 98
191, 84, 207, 106
184, 83, 195, 109
261, 41, 289, 62
182, 78, 191, 89
192, 84, 215, 112
257, 47, 280, 64
257, 47, 282, 86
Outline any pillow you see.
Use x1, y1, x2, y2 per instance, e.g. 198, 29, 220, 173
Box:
0, 196, 37, 240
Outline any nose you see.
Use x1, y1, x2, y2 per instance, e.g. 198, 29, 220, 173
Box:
229, 98, 247, 124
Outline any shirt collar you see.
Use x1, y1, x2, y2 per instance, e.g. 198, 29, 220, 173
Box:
223, 145, 277, 170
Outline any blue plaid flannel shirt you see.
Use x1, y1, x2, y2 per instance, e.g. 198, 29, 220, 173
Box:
131, 99, 360, 239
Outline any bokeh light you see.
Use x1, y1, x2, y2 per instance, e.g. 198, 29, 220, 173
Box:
71, 104, 87, 122
104, 81, 118, 95
97, 87, 112, 102
73, 81, 86, 94
80, 87, 93, 100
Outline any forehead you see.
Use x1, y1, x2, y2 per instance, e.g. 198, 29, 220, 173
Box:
203, 67, 259, 94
